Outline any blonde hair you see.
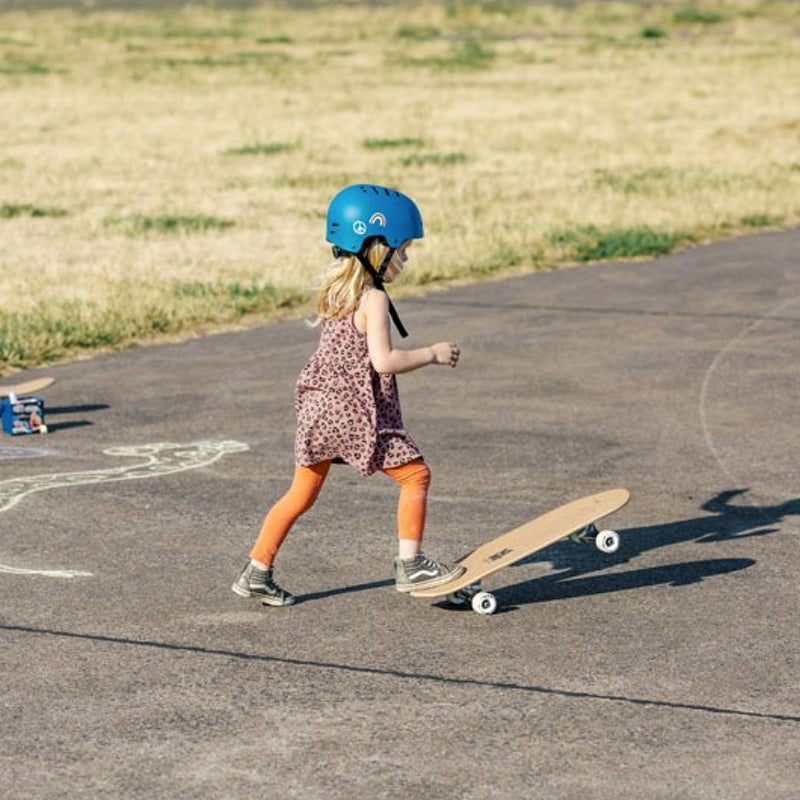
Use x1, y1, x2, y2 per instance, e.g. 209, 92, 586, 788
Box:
310, 239, 393, 325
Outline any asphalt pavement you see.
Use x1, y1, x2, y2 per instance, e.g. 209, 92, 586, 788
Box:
1, 227, 799, 799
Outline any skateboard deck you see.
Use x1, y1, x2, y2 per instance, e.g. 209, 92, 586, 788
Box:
0, 376, 55, 399
411, 488, 630, 614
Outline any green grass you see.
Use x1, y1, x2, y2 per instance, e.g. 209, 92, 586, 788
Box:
222, 140, 301, 156
153, 51, 290, 70
405, 39, 496, 70
400, 152, 470, 167
0, 282, 307, 370
740, 214, 782, 228
0, 57, 58, 75
363, 138, 426, 150
159, 26, 246, 40
674, 8, 727, 25
589, 167, 676, 195
548, 225, 691, 262
395, 25, 440, 41
171, 280, 303, 315
104, 214, 236, 235
1, 204, 67, 219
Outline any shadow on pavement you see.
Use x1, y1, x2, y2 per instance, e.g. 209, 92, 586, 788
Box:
499, 488, 797, 608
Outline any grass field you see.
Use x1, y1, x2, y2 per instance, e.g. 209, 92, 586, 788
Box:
1, 0, 799, 372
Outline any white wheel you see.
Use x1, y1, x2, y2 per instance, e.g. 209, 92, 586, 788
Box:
595, 529, 620, 554
472, 591, 498, 615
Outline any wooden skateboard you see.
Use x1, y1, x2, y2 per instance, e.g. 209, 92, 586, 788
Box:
0, 376, 55, 400
0, 377, 55, 435
411, 488, 630, 615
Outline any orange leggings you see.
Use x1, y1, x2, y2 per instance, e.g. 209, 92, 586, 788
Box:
249, 459, 431, 566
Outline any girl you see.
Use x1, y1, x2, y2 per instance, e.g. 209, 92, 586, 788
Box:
232, 184, 464, 606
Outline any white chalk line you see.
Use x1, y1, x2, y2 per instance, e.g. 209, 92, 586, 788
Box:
698, 296, 799, 496
1, 439, 250, 579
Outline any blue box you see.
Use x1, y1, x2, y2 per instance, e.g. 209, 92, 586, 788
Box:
1, 395, 47, 435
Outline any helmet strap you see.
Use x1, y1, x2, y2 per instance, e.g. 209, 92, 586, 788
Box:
377, 246, 395, 279
356, 249, 409, 338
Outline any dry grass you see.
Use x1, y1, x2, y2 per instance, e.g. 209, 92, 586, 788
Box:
1, 0, 799, 371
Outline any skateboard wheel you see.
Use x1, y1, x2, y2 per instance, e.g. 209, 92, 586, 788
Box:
595, 529, 620, 554
472, 591, 497, 615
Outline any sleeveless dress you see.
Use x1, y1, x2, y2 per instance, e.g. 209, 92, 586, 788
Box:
294, 314, 422, 476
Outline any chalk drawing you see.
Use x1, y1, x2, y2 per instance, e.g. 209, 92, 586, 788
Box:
0, 444, 53, 462
699, 296, 798, 494
1, 439, 250, 578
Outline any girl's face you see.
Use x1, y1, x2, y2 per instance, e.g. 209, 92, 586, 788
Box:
382, 243, 410, 284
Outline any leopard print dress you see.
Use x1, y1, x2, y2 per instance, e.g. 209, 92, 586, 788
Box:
294, 314, 422, 476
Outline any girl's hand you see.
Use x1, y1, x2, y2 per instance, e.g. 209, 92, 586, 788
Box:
430, 342, 460, 368
360, 288, 461, 374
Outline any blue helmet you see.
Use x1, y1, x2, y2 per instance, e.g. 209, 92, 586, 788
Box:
326, 184, 424, 254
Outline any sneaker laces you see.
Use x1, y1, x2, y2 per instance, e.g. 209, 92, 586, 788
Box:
265, 570, 290, 597
412, 553, 447, 572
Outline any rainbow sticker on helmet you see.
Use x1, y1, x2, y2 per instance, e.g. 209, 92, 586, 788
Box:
326, 184, 424, 253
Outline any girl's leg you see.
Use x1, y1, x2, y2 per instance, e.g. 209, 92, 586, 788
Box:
382, 458, 431, 559
249, 461, 331, 567
385, 459, 464, 592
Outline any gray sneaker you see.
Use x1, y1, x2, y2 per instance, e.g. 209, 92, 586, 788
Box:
231, 562, 296, 607
394, 553, 464, 593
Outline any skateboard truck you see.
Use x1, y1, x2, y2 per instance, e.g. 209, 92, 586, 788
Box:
446, 583, 499, 615
568, 523, 621, 553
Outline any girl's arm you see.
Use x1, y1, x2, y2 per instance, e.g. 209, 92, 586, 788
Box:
361, 289, 460, 375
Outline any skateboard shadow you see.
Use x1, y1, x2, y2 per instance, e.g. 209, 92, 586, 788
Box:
44, 403, 110, 432
498, 489, 796, 608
